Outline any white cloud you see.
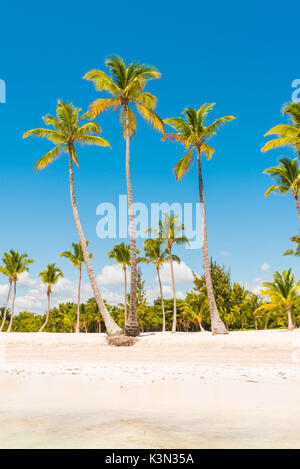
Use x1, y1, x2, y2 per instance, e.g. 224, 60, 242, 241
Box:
97, 264, 125, 286
220, 251, 232, 256
158, 261, 194, 285
0, 284, 9, 305
243, 277, 264, 295
261, 263, 270, 272
18, 272, 38, 287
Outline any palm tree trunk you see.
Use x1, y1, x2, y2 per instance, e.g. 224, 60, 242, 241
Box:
123, 265, 128, 326
170, 246, 177, 333
7, 281, 16, 333
68, 149, 122, 336
0, 281, 12, 332
197, 149, 228, 335
197, 316, 205, 332
294, 194, 300, 223
76, 265, 82, 333
123, 108, 139, 337
157, 267, 166, 332
286, 304, 294, 330
39, 292, 50, 332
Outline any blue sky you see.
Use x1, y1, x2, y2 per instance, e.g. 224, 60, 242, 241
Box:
0, 0, 299, 311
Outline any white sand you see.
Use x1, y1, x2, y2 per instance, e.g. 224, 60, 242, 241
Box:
0, 330, 300, 449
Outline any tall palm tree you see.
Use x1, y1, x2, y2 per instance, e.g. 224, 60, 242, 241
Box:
23, 100, 122, 336
149, 213, 188, 333
1, 250, 34, 332
108, 243, 131, 326
162, 104, 235, 334
284, 234, 300, 256
84, 55, 164, 337
39, 263, 64, 332
141, 238, 170, 332
60, 241, 93, 333
261, 102, 300, 155
260, 269, 300, 331
0, 253, 14, 332
264, 157, 300, 222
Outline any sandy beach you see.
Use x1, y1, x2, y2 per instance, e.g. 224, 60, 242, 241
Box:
0, 330, 300, 449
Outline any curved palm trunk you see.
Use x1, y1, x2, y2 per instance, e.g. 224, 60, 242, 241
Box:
157, 267, 166, 332
0, 281, 12, 332
170, 246, 177, 333
39, 291, 51, 332
7, 281, 16, 333
68, 150, 122, 336
294, 194, 300, 223
286, 304, 294, 331
123, 265, 128, 326
197, 149, 228, 335
76, 265, 82, 333
123, 108, 139, 337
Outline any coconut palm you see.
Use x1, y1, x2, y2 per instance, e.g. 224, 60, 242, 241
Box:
149, 213, 188, 333
23, 100, 122, 336
0, 253, 14, 332
141, 238, 170, 332
0, 250, 34, 332
264, 157, 300, 222
84, 55, 164, 337
162, 104, 235, 334
261, 102, 300, 155
39, 263, 64, 332
60, 242, 93, 333
108, 243, 131, 326
284, 235, 300, 256
259, 269, 300, 330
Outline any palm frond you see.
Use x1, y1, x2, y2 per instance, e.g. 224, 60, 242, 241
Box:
136, 103, 164, 133
34, 145, 64, 172
173, 149, 195, 181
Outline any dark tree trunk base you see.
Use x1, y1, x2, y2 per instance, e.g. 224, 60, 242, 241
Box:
107, 335, 138, 346
124, 324, 140, 337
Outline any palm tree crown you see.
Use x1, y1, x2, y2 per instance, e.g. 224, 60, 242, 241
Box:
262, 102, 300, 155
0, 250, 34, 282
83, 55, 164, 136
162, 104, 235, 180
60, 242, 93, 268
142, 238, 170, 268
108, 243, 131, 268
23, 100, 110, 172
264, 157, 300, 198
261, 269, 300, 306
39, 263, 63, 295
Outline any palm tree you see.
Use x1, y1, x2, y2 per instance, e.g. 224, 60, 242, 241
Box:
60, 241, 93, 333
149, 213, 188, 333
84, 55, 164, 337
141, 238, 170, 332
0, 253, 13, 332
162, 104, 235, 334
39, 263, 63, 332
262, 102, 300, 155
260, 269, 300, 330
1, 250, 34, 332
284, 235, 300, 256
108, 243, 131, 326
264, 158, 300, 222
23, 100, 122, 337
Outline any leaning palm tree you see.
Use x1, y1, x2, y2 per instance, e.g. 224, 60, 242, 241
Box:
260, 269, 300, 330
1, 250, 34, 332
23, 100, 122, 337
141, 238, 170, 332
264, 158, 300, 222
162, 104, 235, 334
84, 55, 164, 337
108, 243, 131, 326
284, 234, 300, 256
262, 102, 300, 155
39, 263, 64, 332
60, 242, 93, 333
149, 213, 188, 333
